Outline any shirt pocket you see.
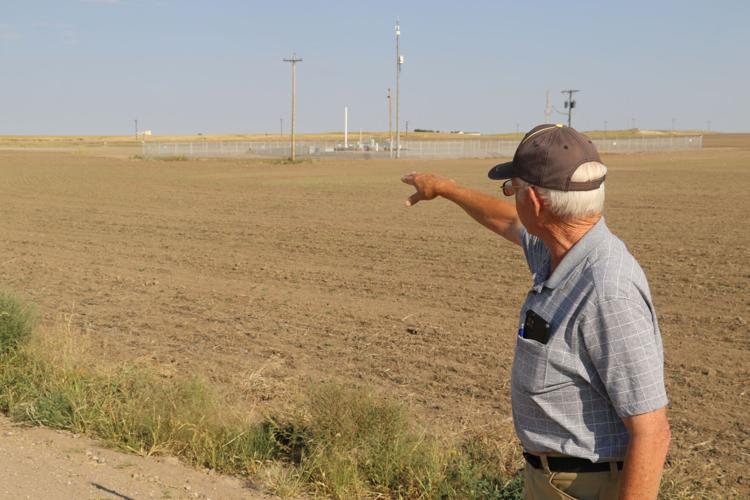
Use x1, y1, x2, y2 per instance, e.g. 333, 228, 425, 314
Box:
544, 344, 578, 388
513, 335, 550, 394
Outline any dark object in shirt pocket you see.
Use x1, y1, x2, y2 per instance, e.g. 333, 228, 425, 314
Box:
523, 309, 551, 344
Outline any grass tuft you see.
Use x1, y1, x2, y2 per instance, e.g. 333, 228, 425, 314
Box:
160, 155, 189, 161
440, 437, 523, 499
0, 290, 35, 354
301, 383, 443, 498
264, 383, 524, 499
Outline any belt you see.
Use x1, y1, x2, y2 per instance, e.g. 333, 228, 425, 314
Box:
523, 452, 624, 473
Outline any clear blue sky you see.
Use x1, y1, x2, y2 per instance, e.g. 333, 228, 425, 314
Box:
1, 0, 748, 135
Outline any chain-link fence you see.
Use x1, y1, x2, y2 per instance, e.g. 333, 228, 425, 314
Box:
593, 135, 702, 153
142, 135, 702, 160
142, 140, 337, 158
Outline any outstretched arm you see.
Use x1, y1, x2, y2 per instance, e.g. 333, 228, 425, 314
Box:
401, 172, 522, 245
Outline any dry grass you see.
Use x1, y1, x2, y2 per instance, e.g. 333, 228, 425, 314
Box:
0, 292, 526, 499
8, 312, 707, 498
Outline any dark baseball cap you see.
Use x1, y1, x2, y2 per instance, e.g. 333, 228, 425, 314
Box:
488, 124, 604, 191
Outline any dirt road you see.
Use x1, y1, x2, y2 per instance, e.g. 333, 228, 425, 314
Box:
0, 416, 268, 499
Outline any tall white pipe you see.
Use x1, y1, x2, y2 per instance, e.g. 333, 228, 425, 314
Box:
344, 106, 348, 149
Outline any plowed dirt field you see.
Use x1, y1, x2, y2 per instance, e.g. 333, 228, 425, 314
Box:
0, 136, 748, 497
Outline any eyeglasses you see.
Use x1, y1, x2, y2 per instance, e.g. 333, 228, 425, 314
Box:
501, 179, 527, 197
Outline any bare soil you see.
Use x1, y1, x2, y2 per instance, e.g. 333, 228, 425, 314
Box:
0, 136, 748, 497
0, 415, 268, 499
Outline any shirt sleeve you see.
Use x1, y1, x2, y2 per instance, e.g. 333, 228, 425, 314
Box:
579, 297, 668, 417
519, 226, 549, 277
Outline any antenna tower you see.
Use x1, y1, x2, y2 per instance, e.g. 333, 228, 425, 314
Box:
395, 19, 403, 158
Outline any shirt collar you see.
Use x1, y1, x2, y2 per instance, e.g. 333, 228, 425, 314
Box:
534, 217, 609, 292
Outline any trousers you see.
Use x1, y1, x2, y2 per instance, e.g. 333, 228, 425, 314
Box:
523, 455, 621, 500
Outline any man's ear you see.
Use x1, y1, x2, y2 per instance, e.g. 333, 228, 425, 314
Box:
527, 186, 544, 218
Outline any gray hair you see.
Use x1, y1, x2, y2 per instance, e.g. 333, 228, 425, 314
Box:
519, 161, 607, 220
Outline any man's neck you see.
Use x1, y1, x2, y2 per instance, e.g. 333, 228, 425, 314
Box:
539, 215, 601, 272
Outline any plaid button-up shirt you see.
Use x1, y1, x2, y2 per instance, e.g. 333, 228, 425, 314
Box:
512, 218, 668, 461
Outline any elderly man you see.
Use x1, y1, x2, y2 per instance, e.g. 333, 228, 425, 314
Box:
401, 124, 670, 500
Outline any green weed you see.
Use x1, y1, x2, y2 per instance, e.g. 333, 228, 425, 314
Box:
0, 290, 35, 354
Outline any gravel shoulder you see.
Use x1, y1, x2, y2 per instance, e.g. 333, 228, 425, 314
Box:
0, 415, 271, 499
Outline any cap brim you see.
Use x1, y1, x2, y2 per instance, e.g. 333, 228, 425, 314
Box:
488, 161, 516, 180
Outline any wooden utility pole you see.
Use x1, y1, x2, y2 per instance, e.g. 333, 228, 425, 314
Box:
283, 53, 302, 161
561, 89, 579, 128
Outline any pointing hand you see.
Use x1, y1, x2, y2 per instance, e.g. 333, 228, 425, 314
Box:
400, 172, 454, 207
